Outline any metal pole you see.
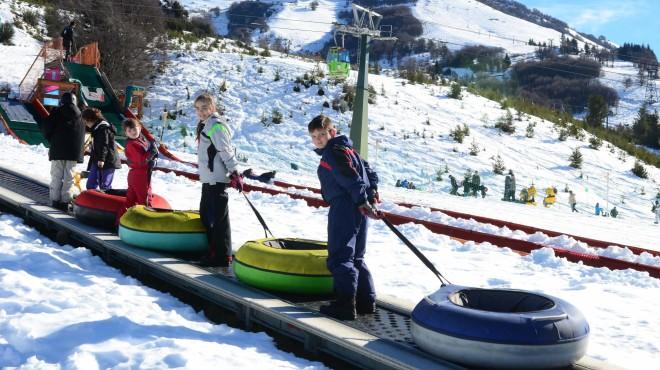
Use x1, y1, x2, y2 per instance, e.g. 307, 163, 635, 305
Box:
606, 172, 609, 213
350, 34, 370, 160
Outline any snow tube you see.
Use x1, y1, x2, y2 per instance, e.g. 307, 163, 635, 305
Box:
73, 189, 170, 229
118, 205, 207, 253
411, 285, 589, 369
234, 238, 332, 295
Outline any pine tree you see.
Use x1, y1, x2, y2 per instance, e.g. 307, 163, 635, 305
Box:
503, 54, 511, 69
585, 95, 608, 127
525, 122, 535, 138
469, 139, 479, 156
449, 83, 462, 99
588, 136, 603, 150
495, 110, 515, 134
631, 160, 648, 178
492, 154, 506, 174
569, 148, 583, 169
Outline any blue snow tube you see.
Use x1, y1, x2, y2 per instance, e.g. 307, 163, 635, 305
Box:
411, 285, 589, 369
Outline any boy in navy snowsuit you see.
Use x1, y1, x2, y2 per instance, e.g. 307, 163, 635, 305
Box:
308, 115, 380, 321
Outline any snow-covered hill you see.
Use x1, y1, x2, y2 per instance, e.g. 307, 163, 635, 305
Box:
180, 0, 600, 54
142, 44, 659, 225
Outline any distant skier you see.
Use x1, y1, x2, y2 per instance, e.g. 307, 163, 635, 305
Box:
471, 171, 480, 197
61, 20, 75, 61
449, 175, 459, 195
503, 173, 511, 201
569, 191, 578, 212
653, 200, 660, 224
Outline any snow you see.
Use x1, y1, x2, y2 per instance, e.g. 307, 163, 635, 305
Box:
265, 0, 341, 52
0, 213, 327, 369
600, 60, 660, 129
0, 1, 44, 94
178, 0, 597, 56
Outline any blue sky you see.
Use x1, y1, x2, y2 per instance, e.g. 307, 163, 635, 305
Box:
518, 0, 660, 53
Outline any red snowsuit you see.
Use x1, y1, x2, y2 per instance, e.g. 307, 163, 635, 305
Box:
117, 135, 154, 223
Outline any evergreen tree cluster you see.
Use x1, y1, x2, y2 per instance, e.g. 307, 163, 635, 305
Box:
512, 57, 618, 114
559, 34, 580, 55
632, 106, 660, 149
617, 43, 657, 64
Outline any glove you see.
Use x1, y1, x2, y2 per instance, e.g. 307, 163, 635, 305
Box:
368, 188, 381, 205
229, 171, 244, 192
358, 201, 382, 220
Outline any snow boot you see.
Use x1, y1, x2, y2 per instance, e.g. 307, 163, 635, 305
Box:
320, 295, 356, 320
356, 300, 376, 315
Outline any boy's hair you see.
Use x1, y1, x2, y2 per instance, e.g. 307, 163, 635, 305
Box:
308, 114, 334, 133
81, 107, 105, 123
194, 93, 216, 108
122, 118, 142, 130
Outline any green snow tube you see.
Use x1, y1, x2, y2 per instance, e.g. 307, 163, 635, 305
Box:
118, 205, 207, 253
234, 238, 333, 295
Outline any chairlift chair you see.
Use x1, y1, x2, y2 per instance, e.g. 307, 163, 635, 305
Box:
327, 47, 351, 80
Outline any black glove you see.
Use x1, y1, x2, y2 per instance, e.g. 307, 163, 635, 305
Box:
358, 201, 381, 219
367, 188, 381, 205
229, 171, 244, 192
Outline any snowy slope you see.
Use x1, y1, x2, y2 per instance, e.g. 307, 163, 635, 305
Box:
180, 0, 597, 55
412, 0, 564, 54
143, 47, 659, 227
0, 1, 44, 93
0, 131, 659, 369
0, 213, 327, 369
600, 61, 660, 129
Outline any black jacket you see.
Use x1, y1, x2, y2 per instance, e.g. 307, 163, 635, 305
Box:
42, 103, 85, 162
61, 26, 74, 45
89, 120, 121, 169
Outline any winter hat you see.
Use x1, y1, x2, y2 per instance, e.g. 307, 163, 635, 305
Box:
60, 92, 77, 106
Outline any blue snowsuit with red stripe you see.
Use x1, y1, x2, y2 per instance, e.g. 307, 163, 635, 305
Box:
315, 135, 378, 305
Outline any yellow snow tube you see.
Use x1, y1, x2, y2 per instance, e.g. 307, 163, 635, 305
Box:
119, 205, 208, 252
234, 238, 332, 294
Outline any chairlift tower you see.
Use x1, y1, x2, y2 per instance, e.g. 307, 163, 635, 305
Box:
334, 4, 395, 160
644, 64, 658, 105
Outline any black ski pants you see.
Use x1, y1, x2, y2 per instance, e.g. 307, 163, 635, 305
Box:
200, 183, 232, 260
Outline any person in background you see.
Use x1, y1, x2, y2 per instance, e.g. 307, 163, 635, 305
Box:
462, 172, 471, 197
41, 92, 85, 211
595, 202, 603, 216
449, 174, 459, 195
308, 114, 380, 321
503, 172, 511, 201
610, 206, 618, 218
471, 171, 480, 197
653, 200, 660, 224
195, 93, 243, 267
61, 20, 75, 61
569, 190, 578, 213
509, 170, 516, 201
82, 108, 121, 190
